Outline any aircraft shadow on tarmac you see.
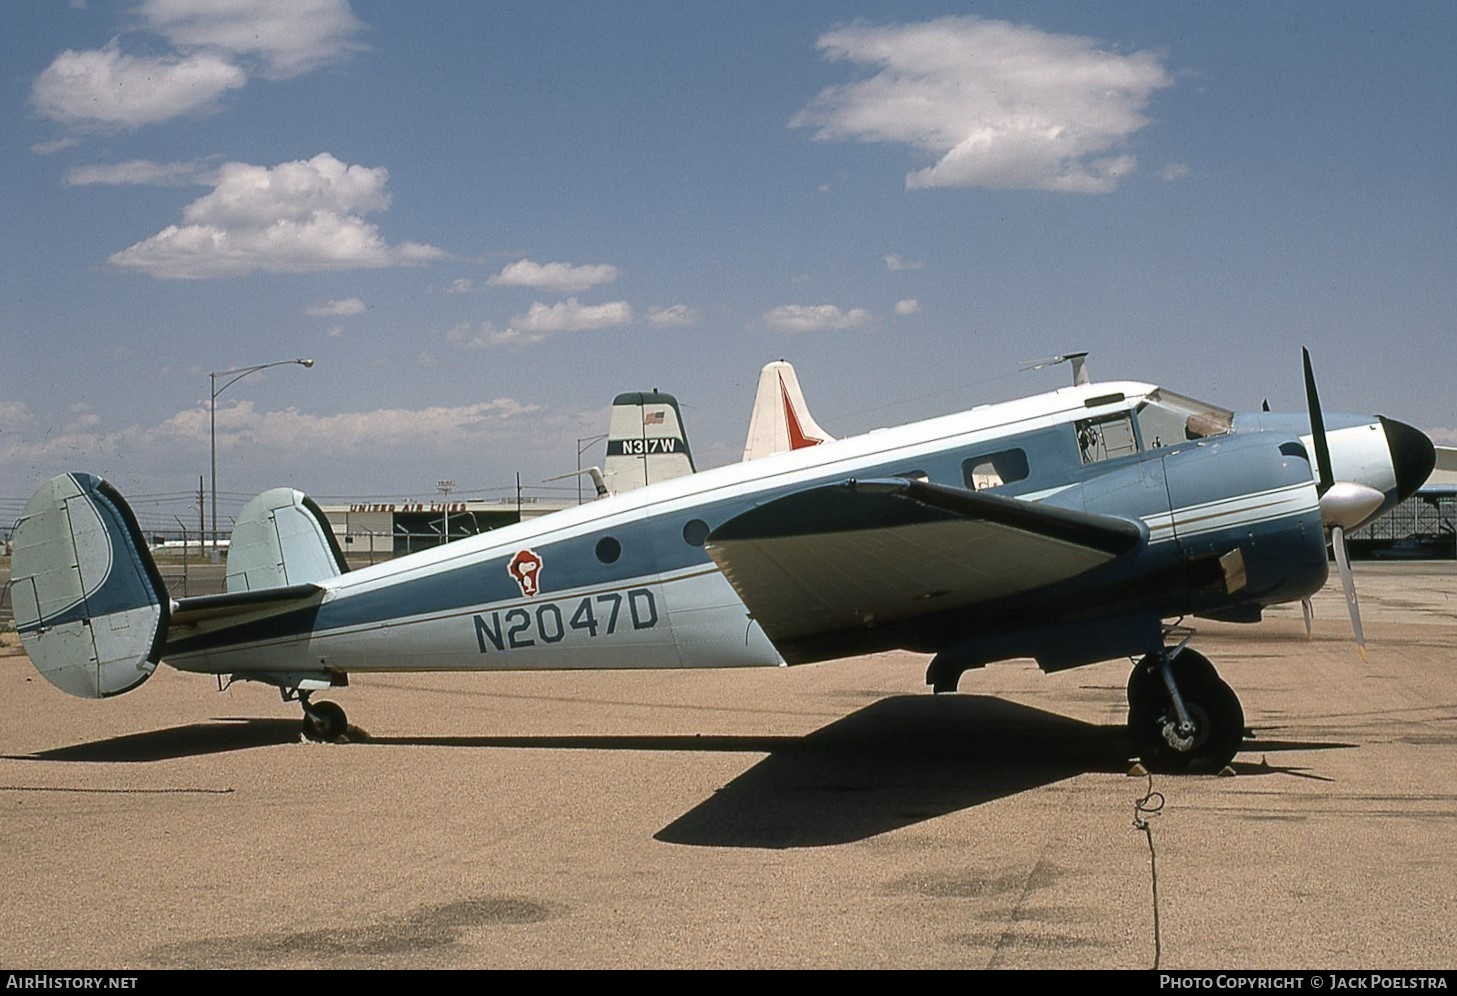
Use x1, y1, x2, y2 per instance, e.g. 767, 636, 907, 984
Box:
7, 696, 1354, 846
648, 697, 1351, 848
5, 717, 302, 762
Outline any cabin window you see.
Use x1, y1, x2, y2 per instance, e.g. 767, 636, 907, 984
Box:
595, 536, 621, 564
961, 449, 1028, 490
1136, 390, 1234, 450
1075, 412, 1139, 464
682, 519, 710, 547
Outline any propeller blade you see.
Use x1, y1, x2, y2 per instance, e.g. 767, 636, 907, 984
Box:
1301, 598, 1314, 640
1302, 347, 1335, 495
1330, 525, 1367, 662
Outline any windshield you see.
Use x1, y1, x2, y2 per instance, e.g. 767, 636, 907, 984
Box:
1135, 389, 1234, 450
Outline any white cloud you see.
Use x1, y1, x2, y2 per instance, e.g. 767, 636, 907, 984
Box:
884, 254, 924, 271
65, 159, 209, 186
31, 43, 247, 129
516, 298, 633, 334
447, 298, 634, 349
447, 321, 514, 349
647, 305, 698, 327
0, 401, 35, 423
31, 1, 363, 133
446, 278, 478, 294
107, 153, 448, 279
31, 137, 82, 155
759, 304, 873, 333
140, 0, 365, 80
305, 297, 366, 317
792, 16, 1173, 193
894, 299, 920, 316
0, 398, 541, 481
487, 259, 621, 294
1159, 162, 1191, 182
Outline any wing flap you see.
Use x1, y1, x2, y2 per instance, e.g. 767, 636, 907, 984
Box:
706, 478, 1144, 651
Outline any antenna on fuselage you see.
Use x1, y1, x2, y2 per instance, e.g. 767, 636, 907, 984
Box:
1019, 351, 1090, 386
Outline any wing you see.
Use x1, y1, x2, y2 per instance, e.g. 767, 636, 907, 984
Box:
705, 478, 1145, 663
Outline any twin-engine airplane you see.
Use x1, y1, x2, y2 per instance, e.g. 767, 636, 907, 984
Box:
10, 352, 1437, 772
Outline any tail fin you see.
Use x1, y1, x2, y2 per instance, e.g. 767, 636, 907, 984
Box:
10, 473, 168, 699
603, 390, 696, 492
742, 360, 834, 461
226, 488, 349, 592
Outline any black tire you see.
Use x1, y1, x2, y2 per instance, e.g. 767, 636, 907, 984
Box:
1126, 647, 1216, 716
1127, 657, 1244, 774
302, 700, 348, 742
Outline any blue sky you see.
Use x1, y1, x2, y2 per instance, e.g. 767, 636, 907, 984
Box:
2, 1, 1453, 535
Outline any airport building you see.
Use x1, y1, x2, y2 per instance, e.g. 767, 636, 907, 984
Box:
1349, 466, 1456, 559
320, 497, 577, 562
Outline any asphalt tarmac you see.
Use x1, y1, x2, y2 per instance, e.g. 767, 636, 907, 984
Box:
1, 562, 1453, 970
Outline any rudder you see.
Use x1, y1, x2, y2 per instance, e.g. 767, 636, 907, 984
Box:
10, 473, 169, 698
226, 487, 348, 592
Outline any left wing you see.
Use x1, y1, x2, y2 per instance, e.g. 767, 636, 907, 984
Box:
706, 478, 1144, 663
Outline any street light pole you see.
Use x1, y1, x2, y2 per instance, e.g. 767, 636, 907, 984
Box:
576, 433, 608, 504
209, 358, 314, 557
436, 479, 454, 546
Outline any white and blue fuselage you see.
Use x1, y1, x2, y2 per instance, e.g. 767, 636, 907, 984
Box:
157, 379, 1424, 683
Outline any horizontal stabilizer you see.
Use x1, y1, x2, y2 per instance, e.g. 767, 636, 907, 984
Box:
706, 478, 1144, 661
170, 584, 326, 630
226, 488, 348, 593
1436, 445, 1457, 473
10, 473, 168, 698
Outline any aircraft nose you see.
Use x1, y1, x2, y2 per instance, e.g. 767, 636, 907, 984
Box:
1381, 417, 1435, 502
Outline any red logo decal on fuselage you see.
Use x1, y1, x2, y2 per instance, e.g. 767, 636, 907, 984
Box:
508, 549, 543, 597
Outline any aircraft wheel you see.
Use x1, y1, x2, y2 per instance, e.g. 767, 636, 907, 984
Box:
302, 700, 348, 742
1126, 647, 1215, 715
1128, 661, 1243, 774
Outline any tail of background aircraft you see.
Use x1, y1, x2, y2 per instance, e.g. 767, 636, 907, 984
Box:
742, 360, 834, 461
602, 390, 696, 493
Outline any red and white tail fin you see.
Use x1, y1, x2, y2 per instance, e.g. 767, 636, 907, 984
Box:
742, 361, 834, 461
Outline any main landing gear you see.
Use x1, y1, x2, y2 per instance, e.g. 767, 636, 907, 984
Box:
229, 672, 351, 742
1126, 645, 1245, 773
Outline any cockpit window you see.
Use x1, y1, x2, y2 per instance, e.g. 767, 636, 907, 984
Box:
1135, 390, 1233, 450
1075, 412, 1139, 464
